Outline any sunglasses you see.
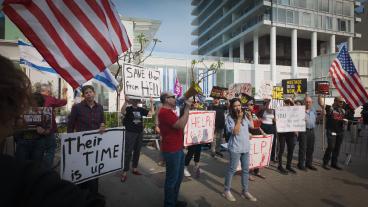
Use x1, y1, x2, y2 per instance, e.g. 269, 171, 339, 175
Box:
167, 95, 176, 99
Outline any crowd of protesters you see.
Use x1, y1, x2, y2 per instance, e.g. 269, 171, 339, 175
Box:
0, 53, 361, 207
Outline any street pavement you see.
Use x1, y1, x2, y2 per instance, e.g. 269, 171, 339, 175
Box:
100, 128, 368, 207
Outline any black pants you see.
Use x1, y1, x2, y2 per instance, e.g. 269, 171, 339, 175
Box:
298, 129, 315, 167
278, 133, 296, 168
124, 131, 143, 171
323, 131, 343, 166
185, 144, 201, 166
261, 123, 276, 161
78, 178, 99, 194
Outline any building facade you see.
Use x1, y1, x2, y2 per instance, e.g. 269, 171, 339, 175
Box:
191, 0, 361, 86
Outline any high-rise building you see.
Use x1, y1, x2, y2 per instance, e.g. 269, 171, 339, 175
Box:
191, 0, 361, 84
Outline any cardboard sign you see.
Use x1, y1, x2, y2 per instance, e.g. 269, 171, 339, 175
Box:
123, 63, 161, 98
22, 107, 52, 128
315, 81, 330, 95
227, 83, 252, 99
221, 135, 274, 170
210, 86, 228, 99
275, 106, 306, 132
60, 128, 125, 184
184, 111, 216, 147
282, 79, 307, 94
258, 80, 273, 99
269, 86, 284, 109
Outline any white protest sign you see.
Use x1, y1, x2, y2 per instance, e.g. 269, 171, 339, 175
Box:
248, 135, 273, 169
275, 106, 306, 132
227, 83, 252, 99
123, 63, 161, 98
258, 80, 273, 99
184, 111, 216, 147
221, 135, 274, 170
60, 128, 125, 184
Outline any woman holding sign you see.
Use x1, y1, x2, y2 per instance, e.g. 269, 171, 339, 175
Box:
223, 98, 257, 202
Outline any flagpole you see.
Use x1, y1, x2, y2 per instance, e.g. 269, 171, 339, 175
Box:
322, 94, 326, 151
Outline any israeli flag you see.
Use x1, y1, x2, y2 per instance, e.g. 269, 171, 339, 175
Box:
18, 40, 119, 91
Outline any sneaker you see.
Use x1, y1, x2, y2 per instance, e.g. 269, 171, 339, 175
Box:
222, 191, 236, 202
241, 191, 257, 202
278, 166, 288, 175
132, 170, 142, 175
194, 166, 201, 178
322, 164, 331, 170
286, 166, 297, 174
184, 167, 191, 177
297, 164, 307, 171
307, 165, 317, 171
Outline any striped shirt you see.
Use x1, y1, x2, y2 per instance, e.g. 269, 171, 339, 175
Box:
67, 100, 105, 133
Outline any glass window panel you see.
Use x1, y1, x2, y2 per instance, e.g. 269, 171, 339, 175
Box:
335, 1, 343, 15
321, 0, 329, 12
278, 8, 286, 23
302, 12, 311, 27
343, 2, 352, 16
279, 0, 290, 6
326, 16, 333, 30
294, 11, 299, 24
286, 10, 294, 23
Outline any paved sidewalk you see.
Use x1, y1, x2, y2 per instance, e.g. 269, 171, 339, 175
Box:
100, 143, 368, 207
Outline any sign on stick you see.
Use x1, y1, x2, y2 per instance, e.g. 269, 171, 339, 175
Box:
184, 111, 216, 147
60, 128, 125, 184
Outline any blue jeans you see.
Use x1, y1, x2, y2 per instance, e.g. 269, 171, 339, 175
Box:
43, 133, 56, 168
162, 150, 184, 207
224, 151, 250, 192
16, 138, 45, 163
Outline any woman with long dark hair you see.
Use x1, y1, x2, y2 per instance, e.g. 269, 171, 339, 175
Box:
222, 98, 257, 202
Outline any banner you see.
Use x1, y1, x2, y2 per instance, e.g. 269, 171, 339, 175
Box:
18, 40, 119, 91
22, 107, 52, 129
210, 86, 228, 99
275, 106, 306, 132
257, 80, 273, 99
60, 128, 125, 184
315, 81, 330, 95
269, 86, 284, 109
184, 111, 216, 147
174, 77, 183, 97
221, 135, 274, 170
227, 83, 252, 99
282, 79, 307, 94
124, 63, 161, 98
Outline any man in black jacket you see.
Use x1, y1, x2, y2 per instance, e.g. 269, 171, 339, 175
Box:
322, 96, 347, 170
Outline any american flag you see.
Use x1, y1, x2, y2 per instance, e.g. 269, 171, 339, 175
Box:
329, 44, 368, 109
2, 0, 131, 89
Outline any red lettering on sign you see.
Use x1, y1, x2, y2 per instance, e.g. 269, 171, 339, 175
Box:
261, 141, 267, 153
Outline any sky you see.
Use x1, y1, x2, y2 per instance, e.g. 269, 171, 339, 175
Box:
113, 0, 194, 55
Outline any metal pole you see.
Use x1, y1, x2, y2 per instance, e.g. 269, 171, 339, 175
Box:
322, 95, 326, 151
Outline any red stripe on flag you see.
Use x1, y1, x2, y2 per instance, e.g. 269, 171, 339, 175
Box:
330, 65, 359, 107
64, 0, 117, 63
329, 68, 358, 108
333, 61, 364, 103
47, 0, 106, 72
28, 2, 94, 81
3, 5, 80, 88
352, 74, 368, 99
101, 0, 129, 52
